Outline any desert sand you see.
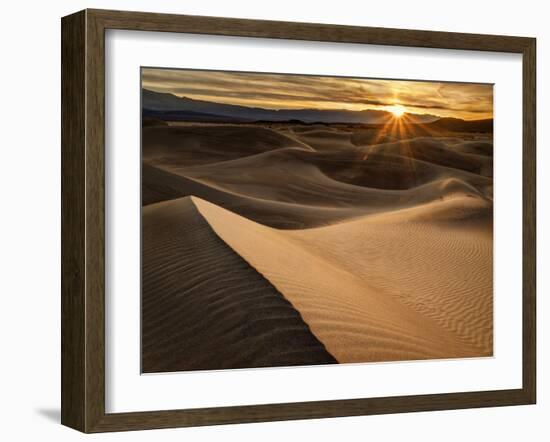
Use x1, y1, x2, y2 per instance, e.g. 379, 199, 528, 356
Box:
141, 119, 493, 372
141, 197, 336, 372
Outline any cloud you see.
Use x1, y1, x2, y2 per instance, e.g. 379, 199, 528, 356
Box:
141, 68, 493, 119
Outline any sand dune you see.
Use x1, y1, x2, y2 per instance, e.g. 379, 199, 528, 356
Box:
173, 145, 491, 192
143, 124, 492, 229
285, 127, 360, 152
142, 163, 368, 228
452, 140, 493, 156
194, 196, 490, 363
142, 197, 336, 372
363, 137, 492, 177
283, 195, 493, 355
141, 121, 493, 371
143, 124, 311, 168
144, 158, 489, 229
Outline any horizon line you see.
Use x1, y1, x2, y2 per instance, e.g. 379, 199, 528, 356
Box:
141, 88, 493, 122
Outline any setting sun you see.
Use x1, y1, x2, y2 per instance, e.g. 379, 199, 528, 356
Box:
388, 104, 406, 117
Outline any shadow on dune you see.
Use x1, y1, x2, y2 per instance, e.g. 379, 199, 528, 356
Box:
142, 197, 337, 372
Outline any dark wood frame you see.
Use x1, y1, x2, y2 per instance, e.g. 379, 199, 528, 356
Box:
61, 8, 536, 433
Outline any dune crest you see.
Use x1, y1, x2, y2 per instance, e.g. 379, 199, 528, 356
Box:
141, 197, 337, 372
192, 196, 489, 363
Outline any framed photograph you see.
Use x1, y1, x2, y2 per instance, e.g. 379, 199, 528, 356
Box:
61, 9, 536, 433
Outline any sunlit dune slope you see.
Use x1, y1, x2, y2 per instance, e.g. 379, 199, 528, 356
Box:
284, 195, 493, 355
193, 196, 491, 363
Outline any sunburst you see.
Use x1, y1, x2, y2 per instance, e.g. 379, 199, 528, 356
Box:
387, 104, 406, 117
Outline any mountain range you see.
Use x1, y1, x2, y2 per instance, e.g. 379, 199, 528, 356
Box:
142, 88, 441, 125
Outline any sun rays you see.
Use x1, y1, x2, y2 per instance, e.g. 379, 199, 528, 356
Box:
362, 111, 445, 184
369, 110, 442, 146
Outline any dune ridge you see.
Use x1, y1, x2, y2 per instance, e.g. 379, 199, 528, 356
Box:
142, 197, 337, 373
193, 196, 489, 363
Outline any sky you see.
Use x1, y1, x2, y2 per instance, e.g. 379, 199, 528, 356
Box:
142, 68, 493, 120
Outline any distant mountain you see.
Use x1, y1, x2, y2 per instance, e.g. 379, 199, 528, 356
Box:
424, 117, 493, 133
142, 89, 439, 125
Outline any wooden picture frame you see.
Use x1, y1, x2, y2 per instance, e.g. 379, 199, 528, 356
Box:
61, 8, 536, 433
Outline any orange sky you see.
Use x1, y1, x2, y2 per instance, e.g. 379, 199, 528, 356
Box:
142, 68, 493, 120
